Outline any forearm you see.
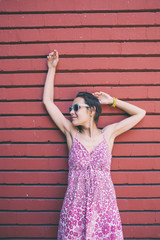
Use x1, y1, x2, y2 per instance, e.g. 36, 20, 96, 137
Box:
43, 67, 56, 103
111, 98, 146, 116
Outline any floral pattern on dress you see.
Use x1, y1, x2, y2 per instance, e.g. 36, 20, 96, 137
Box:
57, 129, 124, 240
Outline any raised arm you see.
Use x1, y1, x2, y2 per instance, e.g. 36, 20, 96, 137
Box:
93, 91, 146, 140
42, 50, 72, 135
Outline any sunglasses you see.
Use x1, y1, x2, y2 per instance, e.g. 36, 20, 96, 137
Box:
68, 103, 89, 113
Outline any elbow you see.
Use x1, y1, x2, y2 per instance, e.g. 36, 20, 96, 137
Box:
42, 99, 50, 106
42, 99, 47, 105
140, 109, 146, 119
42, 99, 54, 106
42, 95, 46, 105
142, 109, 146, 117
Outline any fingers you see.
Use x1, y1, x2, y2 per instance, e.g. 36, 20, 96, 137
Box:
49, 50, 58, 55
47, 50, 59, 59
93, 91, 108, 96
92, 91, 103, 96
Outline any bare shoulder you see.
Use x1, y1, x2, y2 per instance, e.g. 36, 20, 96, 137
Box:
65, 123, 78, 138
102, 124, 115, 139
102, 124, 116, 153
65, 124, 79, 151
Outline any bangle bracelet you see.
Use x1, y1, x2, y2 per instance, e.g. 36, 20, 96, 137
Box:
112, 97, 118, 107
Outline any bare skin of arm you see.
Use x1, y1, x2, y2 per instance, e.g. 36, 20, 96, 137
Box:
43, 50, 146, 153
93, 92, 146, 152
42, 50, 76, 150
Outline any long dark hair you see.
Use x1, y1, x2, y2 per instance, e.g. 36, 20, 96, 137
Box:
76, 91, 102, 124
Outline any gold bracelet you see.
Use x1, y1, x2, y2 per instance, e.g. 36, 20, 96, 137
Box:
112, 97, 118, 107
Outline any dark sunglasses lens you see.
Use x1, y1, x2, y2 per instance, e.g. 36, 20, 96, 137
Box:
69, 107, 72, 112
73, 104, 79, 112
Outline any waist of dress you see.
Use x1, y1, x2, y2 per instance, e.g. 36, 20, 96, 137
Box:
70, 165, 110, 172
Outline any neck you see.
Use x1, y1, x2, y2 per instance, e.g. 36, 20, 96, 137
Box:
81, 122, 99, 138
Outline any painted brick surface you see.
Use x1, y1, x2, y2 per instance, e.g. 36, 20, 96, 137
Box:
0, 0, 160, 239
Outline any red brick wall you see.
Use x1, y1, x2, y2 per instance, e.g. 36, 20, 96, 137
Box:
0, 0, 160, 239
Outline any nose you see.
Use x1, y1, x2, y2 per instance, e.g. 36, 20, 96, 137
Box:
70, 109, 76, 115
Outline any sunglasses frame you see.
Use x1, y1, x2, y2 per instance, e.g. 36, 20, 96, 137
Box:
68, 103, 89, 113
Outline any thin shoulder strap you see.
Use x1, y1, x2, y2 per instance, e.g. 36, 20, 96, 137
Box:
101, 128, 105, 140
74, 129, 79, 139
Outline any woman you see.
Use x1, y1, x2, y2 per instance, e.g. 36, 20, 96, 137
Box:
43, 50, 146, 240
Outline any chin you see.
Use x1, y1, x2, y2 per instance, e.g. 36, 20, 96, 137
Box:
72, 121, 79, 126
72, 119, 81, 126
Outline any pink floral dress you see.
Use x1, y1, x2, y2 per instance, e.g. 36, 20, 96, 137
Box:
57, 129, 124, 239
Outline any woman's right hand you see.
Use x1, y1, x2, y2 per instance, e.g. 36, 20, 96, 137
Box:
47, 50, 59, 69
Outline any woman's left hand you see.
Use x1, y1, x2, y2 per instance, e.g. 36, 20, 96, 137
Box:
92, 91, 113, 105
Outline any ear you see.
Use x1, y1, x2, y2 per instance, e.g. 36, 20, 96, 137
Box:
90, 106, 96, 116
90, 106, 96, 112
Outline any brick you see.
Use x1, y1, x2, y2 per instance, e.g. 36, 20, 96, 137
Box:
0, 171, 160, 184
0, 198, 159, 211
0, 129, 159, 143
1, 72, 160, 87
0, 143, 159, 157
0, 157, 159, 171
1, 42, 160, 57
0, 185, 160, 198
117, 12, 155, 25
1, 0, 160, 12
0, 115, 159, 129
0, 12, 157, 28
1, 27, 160, 43
0, 211, 159, 225
0, 86, 160, 100
0, 101, 159, 114
1, 57, 160, 72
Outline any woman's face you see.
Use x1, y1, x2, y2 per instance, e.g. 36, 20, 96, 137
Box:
69, 97, 91, 127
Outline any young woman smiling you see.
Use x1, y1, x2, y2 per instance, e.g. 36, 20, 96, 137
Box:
43, 50, 146, 239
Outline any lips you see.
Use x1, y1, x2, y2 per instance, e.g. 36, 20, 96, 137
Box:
72, 117, 77, 120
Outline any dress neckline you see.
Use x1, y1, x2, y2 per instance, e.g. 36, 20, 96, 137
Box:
69, 128, 112, 157
75, 137, 105, 155
75, 129, 107, 155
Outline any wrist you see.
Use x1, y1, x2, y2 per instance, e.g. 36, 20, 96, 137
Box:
48, 66, 56, 71
110, 97, 114, 105
111, 97, 118, 107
